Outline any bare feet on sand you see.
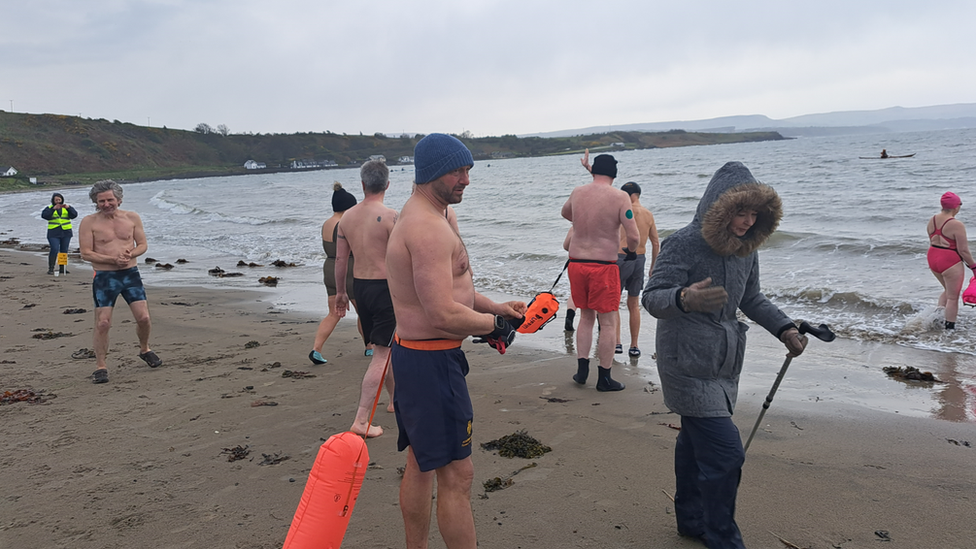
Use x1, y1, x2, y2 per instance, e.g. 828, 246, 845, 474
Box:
351, 424, 383, 438
387, 402, 395, 413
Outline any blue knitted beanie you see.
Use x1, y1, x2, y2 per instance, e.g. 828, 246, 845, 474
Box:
414, 133, 474, 184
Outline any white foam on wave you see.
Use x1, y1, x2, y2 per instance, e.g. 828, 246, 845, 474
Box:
902, 305, 945, 334
148, 190, 276, 226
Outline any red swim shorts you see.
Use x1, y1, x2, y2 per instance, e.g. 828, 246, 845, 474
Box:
568, 259, 621, 313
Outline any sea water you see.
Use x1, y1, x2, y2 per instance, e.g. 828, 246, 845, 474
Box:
3, 128, 976, 419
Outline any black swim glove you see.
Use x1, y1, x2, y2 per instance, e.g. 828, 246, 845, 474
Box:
473, 314, 516, 355
622, 247, 637, 261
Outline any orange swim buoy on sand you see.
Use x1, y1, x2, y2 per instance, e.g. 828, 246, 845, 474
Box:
282, 431, 369, 549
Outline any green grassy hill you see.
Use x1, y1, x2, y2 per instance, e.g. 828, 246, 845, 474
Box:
0, 110, 786, 190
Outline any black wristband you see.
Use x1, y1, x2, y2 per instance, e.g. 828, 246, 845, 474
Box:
775, 323, 796, 339
494, 314, 506, 330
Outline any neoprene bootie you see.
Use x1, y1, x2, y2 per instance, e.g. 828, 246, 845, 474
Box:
596, 366, 625, 392
564, 309, 576, 332
573, 357, 589, 384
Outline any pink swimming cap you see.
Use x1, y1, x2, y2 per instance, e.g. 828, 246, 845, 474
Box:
941, 191, 962, 210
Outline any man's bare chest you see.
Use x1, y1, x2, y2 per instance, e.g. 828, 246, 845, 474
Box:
93, 219, 134, 244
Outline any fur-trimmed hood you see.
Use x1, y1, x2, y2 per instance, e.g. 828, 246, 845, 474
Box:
694, 161, 782, 257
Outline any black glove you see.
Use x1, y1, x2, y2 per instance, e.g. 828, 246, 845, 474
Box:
473, 314, 516, 354
622, 247, 637, 261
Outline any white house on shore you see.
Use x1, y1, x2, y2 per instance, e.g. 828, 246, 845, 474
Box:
368, 155, 386, 163
244, 160, 267, 170
1, 166, 18, 177
398, 156, 414, 164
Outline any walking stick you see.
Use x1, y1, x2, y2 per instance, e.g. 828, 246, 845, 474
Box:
744, 321, 835, 453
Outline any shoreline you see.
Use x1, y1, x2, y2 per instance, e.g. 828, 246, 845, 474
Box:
4, 246, 975, 423
3, 248, 976, 548
0, 164, 369, 196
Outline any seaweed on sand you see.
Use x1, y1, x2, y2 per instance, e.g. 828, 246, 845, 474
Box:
481, 430, 551, 459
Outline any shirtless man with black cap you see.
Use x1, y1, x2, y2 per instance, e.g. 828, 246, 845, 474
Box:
562, 150, 639, 391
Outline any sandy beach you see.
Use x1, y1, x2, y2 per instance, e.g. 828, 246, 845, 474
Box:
2, 247, 975, 549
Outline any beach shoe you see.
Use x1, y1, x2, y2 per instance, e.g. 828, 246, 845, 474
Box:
71, 348, 96, 359
91, 369, 109, 384
615, 344, 623, 354
564, 309, 576, 332
138, 350, 163, 368
629, 347, 641, 358
309, 350, 327, 365
364, 348, 373, 357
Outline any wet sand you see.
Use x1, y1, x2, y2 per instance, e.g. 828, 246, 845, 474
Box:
2, 248, 975, 549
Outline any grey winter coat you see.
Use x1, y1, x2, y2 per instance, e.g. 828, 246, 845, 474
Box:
641, 161, 794, 418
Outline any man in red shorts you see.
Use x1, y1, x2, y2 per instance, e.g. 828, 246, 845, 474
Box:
562, 153, 639, 391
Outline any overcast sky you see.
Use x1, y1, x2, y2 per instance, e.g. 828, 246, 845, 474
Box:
4, 0, 974, 136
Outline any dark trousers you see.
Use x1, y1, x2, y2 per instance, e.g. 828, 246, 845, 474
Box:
47, 235, 72, 271
674, 415, 746, 549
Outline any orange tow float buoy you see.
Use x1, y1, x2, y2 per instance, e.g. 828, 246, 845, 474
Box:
283, 352, 391, 548
282, 431, 368, 549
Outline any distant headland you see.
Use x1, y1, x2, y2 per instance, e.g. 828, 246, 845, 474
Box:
0, 110, 784, 191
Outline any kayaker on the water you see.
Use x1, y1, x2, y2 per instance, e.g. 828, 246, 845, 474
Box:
880, 148, 889, 158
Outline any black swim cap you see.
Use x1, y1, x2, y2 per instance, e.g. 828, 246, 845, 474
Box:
620, 182, 641, 195
591, 154, 617, 179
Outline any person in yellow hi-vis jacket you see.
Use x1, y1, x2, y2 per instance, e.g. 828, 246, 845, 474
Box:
40, 192, 78, 275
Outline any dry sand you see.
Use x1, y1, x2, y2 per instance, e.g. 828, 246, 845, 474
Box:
2, 248, 975, 549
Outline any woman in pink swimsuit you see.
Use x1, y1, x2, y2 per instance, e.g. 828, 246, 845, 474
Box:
926, 191, 976, 329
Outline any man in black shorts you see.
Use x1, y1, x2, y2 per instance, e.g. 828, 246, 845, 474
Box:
335, 159, 397, 437
78, 180, 162, 384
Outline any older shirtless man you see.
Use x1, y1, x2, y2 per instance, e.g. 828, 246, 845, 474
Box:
387, 133, 525, 549
78, 180, 162, 384
562, 152, 639, 391
335, 159, 398, 438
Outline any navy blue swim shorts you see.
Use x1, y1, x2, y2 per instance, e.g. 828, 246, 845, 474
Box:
92, 267, 147, 308
392, 338, 472, 472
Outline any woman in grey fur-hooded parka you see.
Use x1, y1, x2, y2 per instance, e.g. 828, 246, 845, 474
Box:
641, 161, 804, 548
642, 161, 796, 417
